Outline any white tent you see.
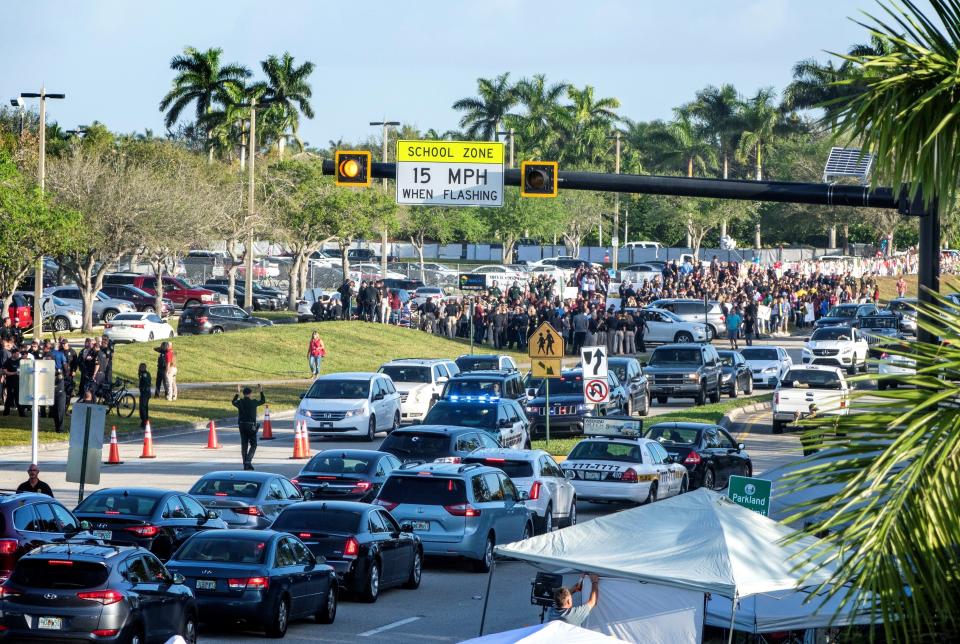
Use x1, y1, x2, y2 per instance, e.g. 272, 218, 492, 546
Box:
461, 621, 628, 644
495, 489, 836, 599
705, 587, 877, 632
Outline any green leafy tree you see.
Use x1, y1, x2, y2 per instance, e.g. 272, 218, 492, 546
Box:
687, 84, 743, 179
452, 73, 517, 141
562, 85, 621, 166
509, 74, 570, 160
736, 87, 788, 181
644, 110, 717, 177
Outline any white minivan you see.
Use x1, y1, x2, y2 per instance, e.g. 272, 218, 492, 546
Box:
295, 372, 402, 441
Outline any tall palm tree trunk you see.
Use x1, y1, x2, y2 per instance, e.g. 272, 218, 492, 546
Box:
756, 142, 762, 181
687, 157, 693, 178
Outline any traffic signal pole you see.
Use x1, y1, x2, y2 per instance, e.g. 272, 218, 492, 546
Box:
322, 160, 938, 343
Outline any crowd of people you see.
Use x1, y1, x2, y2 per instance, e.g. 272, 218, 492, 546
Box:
307, 249, 951, 357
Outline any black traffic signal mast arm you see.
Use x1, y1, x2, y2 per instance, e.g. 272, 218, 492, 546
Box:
321, 159, 940, 342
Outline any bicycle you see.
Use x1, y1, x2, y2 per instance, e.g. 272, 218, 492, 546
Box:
97, 378, 137, 418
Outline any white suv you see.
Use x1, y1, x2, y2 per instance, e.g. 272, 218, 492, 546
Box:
463, 448, 576, 534
378, 359, 459, 424
295, 372, 402, 441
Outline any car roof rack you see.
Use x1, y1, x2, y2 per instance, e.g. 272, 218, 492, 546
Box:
457, 463, 484, 473
398, 460, 427, 470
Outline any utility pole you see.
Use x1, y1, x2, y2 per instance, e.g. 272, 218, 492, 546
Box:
244, 97, 258, 311
20, 88, 65, 340
370, 120, 400, 277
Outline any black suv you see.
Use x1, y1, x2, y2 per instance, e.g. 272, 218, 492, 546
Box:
455, 354, 519, 373
524, 369, 627, 438
441, 370, 526, 401
204, 279, 285, 307
176, 304, 272, 335
348, 248, 379, 262
0, 542, 197, 643
99, 284, 174, 318
0, 493, 86, 583
643, 343, 723, 406
380, 426, 501, 463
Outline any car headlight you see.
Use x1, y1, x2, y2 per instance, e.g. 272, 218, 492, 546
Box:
343, 405, 366, 418
201, 293, 214, 301
686, 373, 700, 381
526, 406, 541, 414
576, 403, 590, 413
722, 373, 731, 381
802, 348, 812, 355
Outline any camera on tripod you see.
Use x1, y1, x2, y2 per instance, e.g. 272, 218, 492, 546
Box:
530, 572, 564, 607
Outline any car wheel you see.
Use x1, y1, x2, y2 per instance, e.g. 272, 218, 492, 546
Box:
709, 383, 721, 403
123, 624, 145, 644
703, 468, 716, 490
645, 482, 658, 504
695, 384, 706, 406
403, 549, 423, 589
860, 359, 868, 373
211, 326, 224, 334
675, 331, 693, 343
541, 503, 553, 534
181, 612, 198, 644
705, 325, 715, 341
567, 498, 577, 526
772, 420, 785, 434
266, 594, 289, 637
317, 584, 338, 623
361, 560, 380, 603
391, 411, 400, 433
745, 377, 754, 395
656, 396, 667, 405
625, 398, 633, 416
102, 309, 118, 322
143, 305, 155, 313
185, 299, 200, 308
878, 380, 888, 391
744, 463, 753, 478
680, 476, 689, 494
53, 316, 69, 332
639, 393, 649, 416
148, 331, 154, 341
847, 360, 857, 376
729, 379, 739, 398
522, 522, 532, 541
473, 535, 495, 573
366, 416, 377, 442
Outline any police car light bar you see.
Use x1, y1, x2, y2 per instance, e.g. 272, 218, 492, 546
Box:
448, 395, 500, 402
583, 416, 644, 438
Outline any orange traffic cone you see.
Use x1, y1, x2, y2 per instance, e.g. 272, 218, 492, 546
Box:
139, 421, 156, 459
301, 420, 311, 456
204, 419, 222, 449
290, 421, 305, 459
261, 405, 274, 440
105, 425, 124, 465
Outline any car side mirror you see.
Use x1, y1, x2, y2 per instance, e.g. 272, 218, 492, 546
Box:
302, 489, 315, 500
518, 490, 530, 502
564, 470, 575, 479
299, 393, 306, 399
79, 520, 91, 531
171, 573, 185, 585
400, 523, 414, 533
737, 443, 745, 451
373, 392, 385, 401
498, 419, 511, 428
437, 376, 449, 384
205, 509, 219, 521
639, 361, 647, 367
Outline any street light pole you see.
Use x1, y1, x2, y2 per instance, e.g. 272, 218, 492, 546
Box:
20, 88, 65, 341
610, 131, 622, 270
244, 98, 258, 311
370, 120, 400, 277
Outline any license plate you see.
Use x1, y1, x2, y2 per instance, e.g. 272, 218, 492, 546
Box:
196, 579, 217, 590
38, 617, 62, 630
583, 471, 601, 481
412, 521, 429, 531
92, 530, 112, 540
661, 387, 675, 393
319, 422, 333, 429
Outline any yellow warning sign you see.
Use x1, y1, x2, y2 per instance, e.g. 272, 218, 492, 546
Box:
531, 358, 562, 379
528, 322, 564, 359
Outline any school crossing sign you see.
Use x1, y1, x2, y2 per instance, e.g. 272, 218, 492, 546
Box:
396, 140, 504, 207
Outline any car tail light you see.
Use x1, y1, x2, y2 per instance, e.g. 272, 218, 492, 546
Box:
124, 525, 160, 538
0, 585, 22, 599
214, 492, 228, 496
196, 315, 209, 325
684, 452, 702, 465
93, 629, 120, 637
290, 479, 299, 486
484, 458, 506, 463
621, 468, 638, 483
444, 503, 481, 517
228, 577, 269, 590
105, 510, 120, 515
103, 324, 112, 329
351, 481, 373, 494
298, 532, 312, 539
0, 540, 17, 556
344, 537, 360, 557
77, 590, 124, 605
47, 560, 74, 566
372, 499, 398, 511
881, 352, 889, 359
529, 481, 541, 500
234, 506, 263, 516
131, 324, 145, 329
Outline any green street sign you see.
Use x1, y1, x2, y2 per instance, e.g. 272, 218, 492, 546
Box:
727, 475, 772, 516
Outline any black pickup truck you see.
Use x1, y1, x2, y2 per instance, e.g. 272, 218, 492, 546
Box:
643, 343, 723, 406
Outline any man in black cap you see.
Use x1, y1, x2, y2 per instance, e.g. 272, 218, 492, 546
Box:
232, 384, 265, 470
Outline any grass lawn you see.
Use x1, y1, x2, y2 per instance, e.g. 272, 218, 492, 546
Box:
0, 385, 306, 448
874, 274, 960, 302
110, 321, 528, 384
532, 393, 772, 456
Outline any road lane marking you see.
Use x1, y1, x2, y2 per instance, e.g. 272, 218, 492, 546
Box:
358, 616, 422, 637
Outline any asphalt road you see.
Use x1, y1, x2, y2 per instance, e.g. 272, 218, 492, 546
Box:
0, 337, 809, 643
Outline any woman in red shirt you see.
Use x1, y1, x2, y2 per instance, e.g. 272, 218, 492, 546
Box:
308, 330, 326, 377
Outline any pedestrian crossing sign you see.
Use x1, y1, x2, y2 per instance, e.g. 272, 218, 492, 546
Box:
529, 322, 564, 359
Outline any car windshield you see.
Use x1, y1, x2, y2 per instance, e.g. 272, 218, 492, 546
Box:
379, 365, 430, 383
11, 559, 109, 589
273, 508, 362, 534
456, 356, 498, 372
782, 370, 843, 389
645, 426, 700, 445
811, 328, 852, 341
463, 458, 533, 478
826, 306, 857, 318
423, 401, 497, 429
189, 478, 261, 498
740, 348, 779, 361
861, 317, 898, 329
303, 454, 375, 474
536, 374, 583, 396
446, 379, 504, 398
378, 476, 467, 505
567, 440, 641, 463
381, 432, 452, 459
174, 538, 268, 564
305, 379, 369, 399
649, 349, 702, 366
75, 493, 159, 517
717, 352, 736, 366
125, 286, 151, 298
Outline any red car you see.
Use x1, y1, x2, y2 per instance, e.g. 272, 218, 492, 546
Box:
104, 273, 223, 309
5, 293, 33, 329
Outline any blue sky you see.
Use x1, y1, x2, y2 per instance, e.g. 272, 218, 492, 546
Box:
4, 0, 872, 145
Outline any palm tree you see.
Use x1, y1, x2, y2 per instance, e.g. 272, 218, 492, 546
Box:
452, 73, 518, 141
687, 84, 743, 179
563, 85, 621, 166
159, 46, 251, 161
645, 110, 717, 177
510, 74, 570, 160
260, 52, 316, 158
788, 2, 960, 640
736, 87, 785, 181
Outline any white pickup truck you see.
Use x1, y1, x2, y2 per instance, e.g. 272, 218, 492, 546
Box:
771, 365, 850, 434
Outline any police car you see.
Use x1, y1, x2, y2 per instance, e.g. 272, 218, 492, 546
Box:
421, 394, 530, 450
559, 418, 689, 504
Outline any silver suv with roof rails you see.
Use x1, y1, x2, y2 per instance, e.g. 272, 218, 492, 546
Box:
377, 359, 459, 424
648, 298, 727, 340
